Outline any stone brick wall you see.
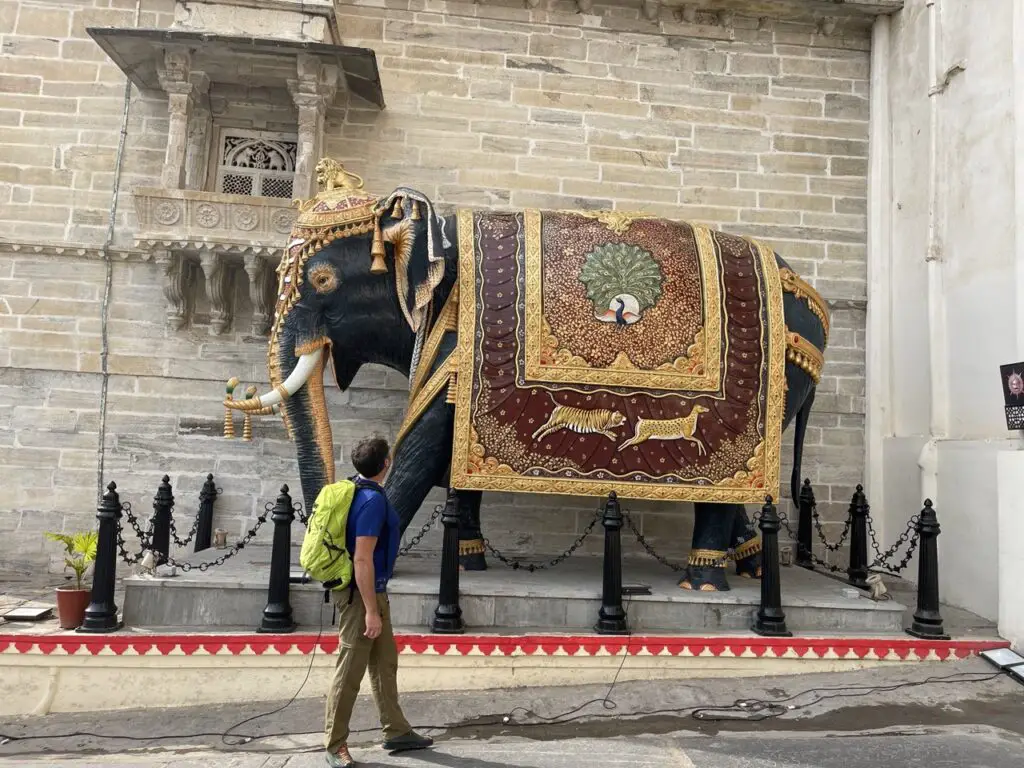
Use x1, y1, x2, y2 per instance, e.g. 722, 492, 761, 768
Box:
1, 0, 870, 571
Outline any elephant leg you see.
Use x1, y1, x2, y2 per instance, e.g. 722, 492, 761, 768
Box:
457, 490, 486, 572
385, 397, 454, 536
730, 506, 762, 579
679, 502, 737, 592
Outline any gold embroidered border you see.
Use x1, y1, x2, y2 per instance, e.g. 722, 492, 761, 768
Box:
408, 285, 460, 398
391, 288, 461, 457
449, 211, 789, 504
458, 538, 485, 556
786, 329, 825, 384
731, 536, 762, 560
522, 210, 723, 392
780, 267, 830, 346
392, 351, 459, 459
688, 549, 730, 567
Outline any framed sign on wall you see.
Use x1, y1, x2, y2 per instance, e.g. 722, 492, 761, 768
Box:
1000, 362, 1024, 430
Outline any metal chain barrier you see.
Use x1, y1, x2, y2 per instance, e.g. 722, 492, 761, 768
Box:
116, 499, 269, 572
483, 507, 602, 572
773, 499, 922, 577
293, 501, 309, 527
810, 502, 852, 553
868, 513, 921, 575
160, 504, 270, 573
622, 508, 688, 572
398, 504, 443, 557
116, 500, 148, 566
760, 504, 848, 574
168, 514, 200, 549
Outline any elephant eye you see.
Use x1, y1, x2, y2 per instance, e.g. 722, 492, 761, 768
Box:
308, 264, 338, 294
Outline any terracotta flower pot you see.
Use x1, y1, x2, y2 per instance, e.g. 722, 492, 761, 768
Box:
55, 587, 92, 630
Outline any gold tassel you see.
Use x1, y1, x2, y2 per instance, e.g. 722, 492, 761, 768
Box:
391, 197, 404, 219
370, 215, 388, 274
243, 385, 257, 441
224, 377, 239, 439
411, 199, 421, 220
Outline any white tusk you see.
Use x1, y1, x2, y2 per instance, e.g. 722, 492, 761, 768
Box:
259, 348, 322, 408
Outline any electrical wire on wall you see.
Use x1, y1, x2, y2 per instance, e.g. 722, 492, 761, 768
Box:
94, 0, 142, 503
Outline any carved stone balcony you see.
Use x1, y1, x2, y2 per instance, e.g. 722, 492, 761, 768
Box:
133, 187, 295, 253
133, 188, 292, 336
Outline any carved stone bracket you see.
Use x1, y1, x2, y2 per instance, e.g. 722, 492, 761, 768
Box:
199, 249, 235, 335
243, 254, 276, 337
154, 249, 197, 330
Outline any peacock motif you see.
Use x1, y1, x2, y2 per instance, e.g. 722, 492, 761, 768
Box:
577, 242, 664, 327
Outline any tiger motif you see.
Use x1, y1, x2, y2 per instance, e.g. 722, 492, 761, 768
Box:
531, 396, 627, 442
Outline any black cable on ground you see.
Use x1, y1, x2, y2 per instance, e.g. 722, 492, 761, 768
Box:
219, 597, 328, 747
0, 671, 1007, 755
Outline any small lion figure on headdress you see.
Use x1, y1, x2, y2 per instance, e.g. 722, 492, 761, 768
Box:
315, 157, 361, 192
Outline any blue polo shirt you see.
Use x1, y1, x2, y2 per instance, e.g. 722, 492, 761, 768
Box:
344, 477, 400, 593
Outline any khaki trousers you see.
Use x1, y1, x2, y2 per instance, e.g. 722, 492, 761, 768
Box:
324, 590, 412, 752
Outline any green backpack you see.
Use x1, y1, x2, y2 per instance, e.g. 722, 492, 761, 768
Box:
299, 478, 371, 591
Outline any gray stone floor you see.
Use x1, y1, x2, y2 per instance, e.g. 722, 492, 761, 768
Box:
0, 659, 1021, 766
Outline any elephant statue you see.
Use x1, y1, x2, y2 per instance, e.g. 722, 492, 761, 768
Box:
225, 159, 828, 592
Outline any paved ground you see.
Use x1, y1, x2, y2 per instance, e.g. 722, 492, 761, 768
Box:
0, 659, 1021, 766
3, 728, 1022, 767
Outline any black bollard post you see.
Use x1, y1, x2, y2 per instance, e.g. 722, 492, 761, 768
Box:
796, 478, 815, 570
79, 482, 125, 633
752, 496, 792, 637
431, 489, 465, 634
595, 491, 629, 635
907, 500, 950, 640
257, 484, 296, 633
194, 473, 217, 553
150, 475, 174, 565
847, 484, 869, 589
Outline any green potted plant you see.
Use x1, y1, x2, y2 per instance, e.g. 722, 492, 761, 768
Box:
45, 531, 98, 629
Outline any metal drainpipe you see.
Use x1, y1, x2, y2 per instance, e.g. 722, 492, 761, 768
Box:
94, 0, 142, 502
918, 0, 949, 508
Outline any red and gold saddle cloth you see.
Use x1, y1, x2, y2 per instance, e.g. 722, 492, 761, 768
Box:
449, 209, 787, 503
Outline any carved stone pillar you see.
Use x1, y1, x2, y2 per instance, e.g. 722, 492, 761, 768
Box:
184, 72, 212, 191
199, 250, 234, 335
157, 47, 195, 190
154, 249, 196, 330
287, 54, 338, 200
243, 253, 275, 337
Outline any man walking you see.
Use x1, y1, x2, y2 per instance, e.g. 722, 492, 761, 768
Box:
324, 435, 433, 767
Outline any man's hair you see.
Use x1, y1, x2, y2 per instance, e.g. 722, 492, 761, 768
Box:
351, 435, 390, 478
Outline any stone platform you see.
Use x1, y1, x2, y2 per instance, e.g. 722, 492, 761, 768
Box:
122, 548, 906, 635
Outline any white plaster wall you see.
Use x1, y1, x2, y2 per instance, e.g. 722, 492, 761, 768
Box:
875, 0, 1022, 622
996, 451, 1024, 650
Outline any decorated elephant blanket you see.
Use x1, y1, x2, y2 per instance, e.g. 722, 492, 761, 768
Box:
448, 209, 787, 504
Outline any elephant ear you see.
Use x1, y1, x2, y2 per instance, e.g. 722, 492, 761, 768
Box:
375, 187, 450, 334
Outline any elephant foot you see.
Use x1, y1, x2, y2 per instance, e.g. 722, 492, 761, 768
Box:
458, 538, 487, 572
678, 565, 730, 592
733, 537, 763, 579
678, 549, 731, 592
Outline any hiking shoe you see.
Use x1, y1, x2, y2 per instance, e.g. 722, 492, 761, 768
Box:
325, 745, 356, 767
383, 730, 434, 753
